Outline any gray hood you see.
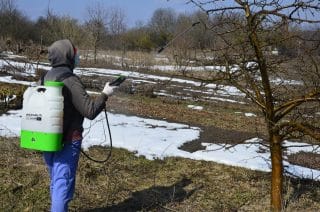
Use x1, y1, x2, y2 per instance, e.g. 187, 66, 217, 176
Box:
48, 39, 76, 69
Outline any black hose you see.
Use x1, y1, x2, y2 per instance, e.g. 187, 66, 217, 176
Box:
80, 109, 112, 163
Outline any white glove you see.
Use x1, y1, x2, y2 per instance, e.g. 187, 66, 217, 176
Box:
102, 82, 115, 96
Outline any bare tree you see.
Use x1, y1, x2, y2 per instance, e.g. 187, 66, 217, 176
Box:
186, 0, 320, 210
109, 7, 126, 36
107, 7, 127, 53
35, 13, 84, 46
149, 8, 177, 48
84, 1, 108, 63
0, 0, 36, 51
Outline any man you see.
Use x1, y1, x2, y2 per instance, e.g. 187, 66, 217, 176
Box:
43, 39, 114, 211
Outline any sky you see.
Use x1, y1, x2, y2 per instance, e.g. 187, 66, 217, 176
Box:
14, 0, 319, 29
15, 0, 198, 27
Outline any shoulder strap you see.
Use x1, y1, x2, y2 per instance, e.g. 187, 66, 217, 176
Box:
40, 74, 45, 85
40, 72, 74, 85
56, 72, 75, 82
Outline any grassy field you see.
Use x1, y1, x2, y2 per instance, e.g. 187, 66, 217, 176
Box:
1, 136, 320, 211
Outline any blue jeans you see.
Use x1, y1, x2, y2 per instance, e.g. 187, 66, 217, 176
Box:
44, 140, 82, 212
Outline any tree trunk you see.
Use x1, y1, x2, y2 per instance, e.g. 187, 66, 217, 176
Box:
270, 134, 283, 211
94, 42, 97, 64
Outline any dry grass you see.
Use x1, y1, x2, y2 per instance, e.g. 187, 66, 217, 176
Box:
78, 49, 173, 72
1, 137, 320, 211
107, 93, 267, 137
0, 137, 49, 211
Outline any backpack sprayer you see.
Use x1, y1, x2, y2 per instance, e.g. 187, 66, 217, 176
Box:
20, 75, 126, 163
21, 81, 64, 151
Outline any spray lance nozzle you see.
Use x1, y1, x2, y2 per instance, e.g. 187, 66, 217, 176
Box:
157, 21, 201, 54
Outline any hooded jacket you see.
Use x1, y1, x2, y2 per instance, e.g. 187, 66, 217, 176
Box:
44, 39, 108, 141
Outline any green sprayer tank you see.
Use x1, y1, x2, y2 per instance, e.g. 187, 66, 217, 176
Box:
20, 81, 64, 151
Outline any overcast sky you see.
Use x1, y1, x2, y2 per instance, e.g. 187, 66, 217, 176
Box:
16, 0, 198, 27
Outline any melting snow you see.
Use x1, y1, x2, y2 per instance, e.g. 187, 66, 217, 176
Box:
0, 57, 318, 180
1, 110, 320, 180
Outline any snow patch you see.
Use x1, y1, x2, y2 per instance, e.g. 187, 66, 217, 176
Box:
188, 105, 203, 110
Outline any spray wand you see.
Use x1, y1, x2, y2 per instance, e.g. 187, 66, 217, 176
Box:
157, 21, 200, 53
82, 21, 200, 162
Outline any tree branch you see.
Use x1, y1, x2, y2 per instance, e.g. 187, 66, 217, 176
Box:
275, 91, 320, 122
277, 121, 320, 141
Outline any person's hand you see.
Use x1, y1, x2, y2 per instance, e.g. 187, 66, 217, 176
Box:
102, 82, 115, 96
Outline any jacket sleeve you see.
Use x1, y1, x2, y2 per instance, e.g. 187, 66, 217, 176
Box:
65, 75, 108, 120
